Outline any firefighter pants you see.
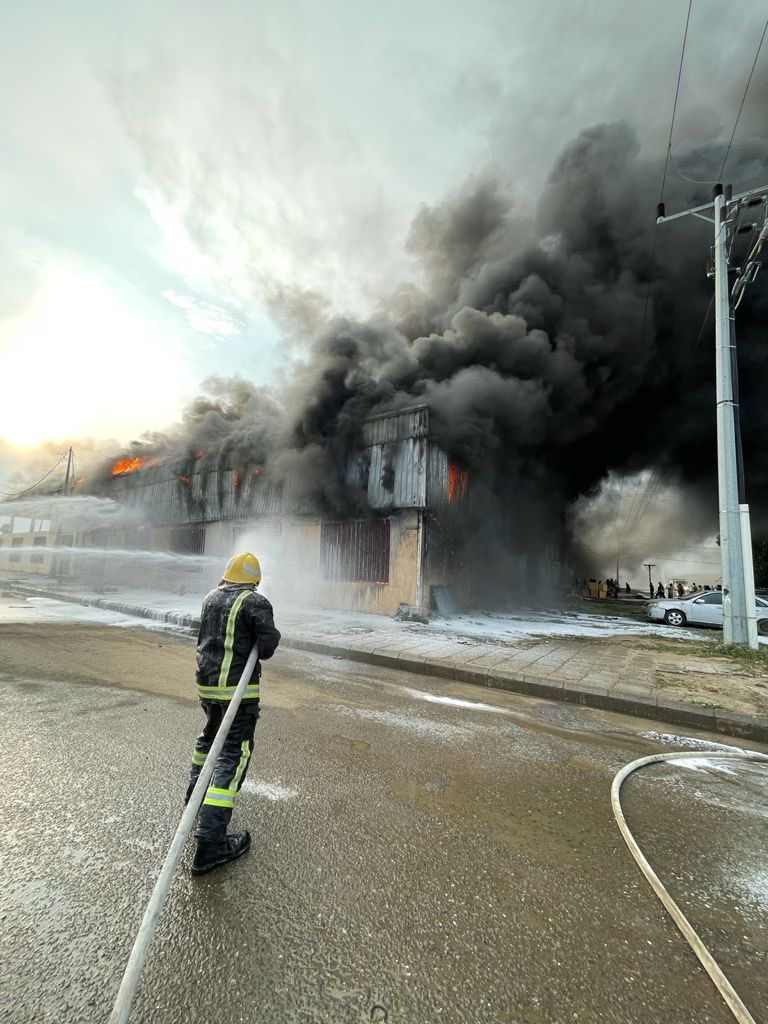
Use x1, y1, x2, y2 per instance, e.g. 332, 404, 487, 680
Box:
189, 699, 260, 842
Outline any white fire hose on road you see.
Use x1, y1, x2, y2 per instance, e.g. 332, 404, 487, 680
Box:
108, 643, 259, 1024
612, 750, 768, 1024
107, 664, 765, 1024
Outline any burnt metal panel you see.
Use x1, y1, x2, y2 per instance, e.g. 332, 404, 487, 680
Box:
427, 445, 451, 511
106, 463, 295, 526
360, 404, 429, 446
366, 437, 428, 509
102, 402, 442, 523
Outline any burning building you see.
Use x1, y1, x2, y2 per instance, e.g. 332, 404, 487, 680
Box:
54, 402, 560, 614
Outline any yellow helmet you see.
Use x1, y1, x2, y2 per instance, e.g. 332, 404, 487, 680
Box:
222, 552, 262, 586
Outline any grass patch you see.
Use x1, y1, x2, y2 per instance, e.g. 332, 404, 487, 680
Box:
693, 642, 768, 672
641, 637, 768, 674
556, 596, 649, 621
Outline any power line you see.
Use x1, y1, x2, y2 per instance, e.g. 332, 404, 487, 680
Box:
719, 18, 768, 180
625, 1, 694, 538
629, 545, 722, 554
630, 471, 663, 531
693, 295, 715, 348
665, 19, 766, 189
0, 454, 68, 499
630, 0, 695, 424
624, 467, 661, 537
613, 476, 625, 533
659, 0, 694, 204
623, 469, 647, 536
667, 149, 719, 186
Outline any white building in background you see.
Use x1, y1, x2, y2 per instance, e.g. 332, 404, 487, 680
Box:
0, 515, 53, 576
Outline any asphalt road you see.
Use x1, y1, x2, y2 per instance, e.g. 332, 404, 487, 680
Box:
0, 611, 766, 1024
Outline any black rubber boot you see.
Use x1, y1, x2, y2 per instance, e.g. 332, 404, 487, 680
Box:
191, 831, 251, 876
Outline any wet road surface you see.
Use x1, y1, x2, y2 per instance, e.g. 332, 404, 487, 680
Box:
0, 612, 766, 1024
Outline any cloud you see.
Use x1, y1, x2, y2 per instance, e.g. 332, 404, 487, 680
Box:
162, 290, 243, 339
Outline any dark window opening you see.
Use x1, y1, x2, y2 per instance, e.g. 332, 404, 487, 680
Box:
321, 520, 390, 583
31, 537, 47, 565
9, 537, 24, 563
170, 524, 206, 556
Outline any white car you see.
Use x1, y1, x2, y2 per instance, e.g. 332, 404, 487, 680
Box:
647, 590, 768, 635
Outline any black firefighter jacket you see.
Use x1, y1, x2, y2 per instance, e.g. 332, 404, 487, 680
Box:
195, 583, 281, 703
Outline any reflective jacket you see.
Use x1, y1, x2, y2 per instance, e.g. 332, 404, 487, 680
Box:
195, 583, 281, 703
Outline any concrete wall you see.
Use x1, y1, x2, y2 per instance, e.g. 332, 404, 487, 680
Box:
0, 530, 55, 575
316, 512, 420, 615
225, 513, 421, 616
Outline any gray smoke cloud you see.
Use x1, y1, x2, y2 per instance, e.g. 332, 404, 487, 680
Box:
88, 112, 768, 590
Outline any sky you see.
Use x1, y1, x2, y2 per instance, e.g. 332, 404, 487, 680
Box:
3, 0, 766, 452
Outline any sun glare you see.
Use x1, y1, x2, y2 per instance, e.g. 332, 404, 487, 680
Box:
0, 266, 193, 446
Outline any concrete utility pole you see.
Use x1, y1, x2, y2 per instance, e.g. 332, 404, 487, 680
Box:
643, 563, 656, 591
657, 183, 768, 649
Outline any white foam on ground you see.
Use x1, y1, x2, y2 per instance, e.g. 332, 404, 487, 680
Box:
0, 596, 181, 632
670, 757, 741, 776
730, 865, 768, 907
425, 609, 706, 643
241, 780, 299, 801
641, 731, 743, 752
328, 704, 475, 741
2, 581, 714, 645
403, 687, 513, 715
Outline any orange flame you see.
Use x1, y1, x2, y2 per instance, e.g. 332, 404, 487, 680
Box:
180, 474, 191, 485
447, 461, 468, 503
111, 456, 152, 476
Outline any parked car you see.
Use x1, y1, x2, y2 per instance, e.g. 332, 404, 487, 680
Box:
647, 590, 768, 634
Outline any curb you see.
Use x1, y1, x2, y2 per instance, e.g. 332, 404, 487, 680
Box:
4, 581, 767, 745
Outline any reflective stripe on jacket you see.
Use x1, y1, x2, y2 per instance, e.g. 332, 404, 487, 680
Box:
195, 583, 281, 702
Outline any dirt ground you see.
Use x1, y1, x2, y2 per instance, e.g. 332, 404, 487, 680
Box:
599, 635, 768, 716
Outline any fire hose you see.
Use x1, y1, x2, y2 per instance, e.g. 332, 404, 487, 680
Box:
107, 667, 764, 1023
612, 750, 768, 1024
108, 643, 260, 1024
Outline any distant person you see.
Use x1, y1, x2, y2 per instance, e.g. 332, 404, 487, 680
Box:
185, 552, 281, 876
625, 582, 631, 594
676, 583, 684, 598
667, 583, 674, 599
656, 582, 665, 599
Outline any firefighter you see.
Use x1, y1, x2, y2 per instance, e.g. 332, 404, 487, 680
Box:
186, 551, 281, 876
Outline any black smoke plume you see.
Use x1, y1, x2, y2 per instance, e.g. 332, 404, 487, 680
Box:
95, 120, 768, 589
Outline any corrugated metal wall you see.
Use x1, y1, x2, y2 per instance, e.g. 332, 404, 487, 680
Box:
107, 465, 287, 527
104, 403, 450, 522
366, 437, 428, 508
320, 520, 391, 582
361, 404, 429, 445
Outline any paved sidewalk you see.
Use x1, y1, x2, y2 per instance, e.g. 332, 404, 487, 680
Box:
3, 574, 767, 743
